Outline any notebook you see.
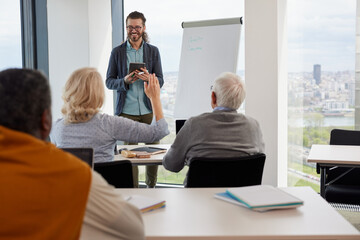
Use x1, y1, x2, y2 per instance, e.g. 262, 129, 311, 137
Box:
215, 185, 303, 212
125, 195, 166, 213
130, 147, 167, 155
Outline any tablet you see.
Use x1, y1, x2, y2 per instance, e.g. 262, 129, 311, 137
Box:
129, 62, 145, 74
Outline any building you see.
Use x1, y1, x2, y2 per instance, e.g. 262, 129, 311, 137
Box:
313, 64, 321, 85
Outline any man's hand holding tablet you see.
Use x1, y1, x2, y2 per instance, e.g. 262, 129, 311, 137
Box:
125, 63, 150, 84
136, 67, 150, 82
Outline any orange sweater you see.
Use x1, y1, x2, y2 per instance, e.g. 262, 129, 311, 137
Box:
0, 126, 91, 240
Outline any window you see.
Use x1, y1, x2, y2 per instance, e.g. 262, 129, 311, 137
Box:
287, 0, 356, 191
124, 0, 244, 185
0, 0, 22, 70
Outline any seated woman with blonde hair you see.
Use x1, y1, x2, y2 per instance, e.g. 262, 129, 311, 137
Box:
50, 67, 169, 163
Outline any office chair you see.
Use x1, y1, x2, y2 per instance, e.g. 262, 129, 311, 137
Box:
324, 129, 360, 204
186, 153, 266, 188
61, 148, 94, 168
94, 160, 134, 188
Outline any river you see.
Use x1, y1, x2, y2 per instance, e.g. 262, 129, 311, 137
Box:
290, 116, 354, 127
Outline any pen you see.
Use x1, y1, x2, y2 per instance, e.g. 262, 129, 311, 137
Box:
131, 73, 135, 77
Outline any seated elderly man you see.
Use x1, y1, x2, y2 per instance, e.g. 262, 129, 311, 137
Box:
0, 68, 144, 240
163, 72, 265, 186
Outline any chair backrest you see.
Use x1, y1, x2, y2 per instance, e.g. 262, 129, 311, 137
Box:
328, 129, 360, 185
186, 153, 266, 188
61, 148, 94, 168
175, 119, 186, 134
94, 160, 134, 188
330, 129, 360, 146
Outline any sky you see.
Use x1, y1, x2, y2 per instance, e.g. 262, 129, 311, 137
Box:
124, 0, 245, 72
0, 0, 357, 73
287, 0, 356, 72
125, 0, 356, 73
0, 0, 21, 70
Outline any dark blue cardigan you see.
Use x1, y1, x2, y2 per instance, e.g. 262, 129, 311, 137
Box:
106, 41, 164, 115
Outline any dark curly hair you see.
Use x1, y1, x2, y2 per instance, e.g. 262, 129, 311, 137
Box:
0, 68, 51, 135
126, 11, 149, 43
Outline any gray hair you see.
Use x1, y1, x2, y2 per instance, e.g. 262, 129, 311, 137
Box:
0, 68, 51, 135
213, 72, 246, 110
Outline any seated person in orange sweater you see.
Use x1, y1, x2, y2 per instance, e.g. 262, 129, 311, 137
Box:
0, 68, 144, 240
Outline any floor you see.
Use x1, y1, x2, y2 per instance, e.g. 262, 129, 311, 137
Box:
337, 210, 360, 231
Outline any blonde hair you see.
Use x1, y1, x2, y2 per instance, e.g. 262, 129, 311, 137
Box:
213, 72, 246, 110
62, 67, 105, 123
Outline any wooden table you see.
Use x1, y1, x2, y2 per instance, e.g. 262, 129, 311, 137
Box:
307, 144, 360, 197
114, 144, 170, 165
116, 187, 360, 239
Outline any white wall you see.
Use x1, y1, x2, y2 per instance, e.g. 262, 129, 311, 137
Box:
88, 0, 113, 114
245, 0, 287, 187
47, 0, 113, 121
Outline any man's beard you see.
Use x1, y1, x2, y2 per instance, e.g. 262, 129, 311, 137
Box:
129, 32, 143, 42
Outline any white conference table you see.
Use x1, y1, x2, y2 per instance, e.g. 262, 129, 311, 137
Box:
307, 144, 360, 197
116, 187, 360, 240
114, 144, 170, 165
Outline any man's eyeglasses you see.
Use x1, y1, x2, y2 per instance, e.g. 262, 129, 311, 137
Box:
127, 25, 143, 31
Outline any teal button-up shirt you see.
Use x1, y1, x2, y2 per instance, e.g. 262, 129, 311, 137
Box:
123, 41, 151, 115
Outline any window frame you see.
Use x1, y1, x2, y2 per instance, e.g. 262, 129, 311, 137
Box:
20, 0, 49, 76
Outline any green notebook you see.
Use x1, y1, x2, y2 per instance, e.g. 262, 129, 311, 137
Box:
215, 185, 303, 212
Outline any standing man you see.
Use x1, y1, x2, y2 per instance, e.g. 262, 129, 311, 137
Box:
106, 11, 164, 188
